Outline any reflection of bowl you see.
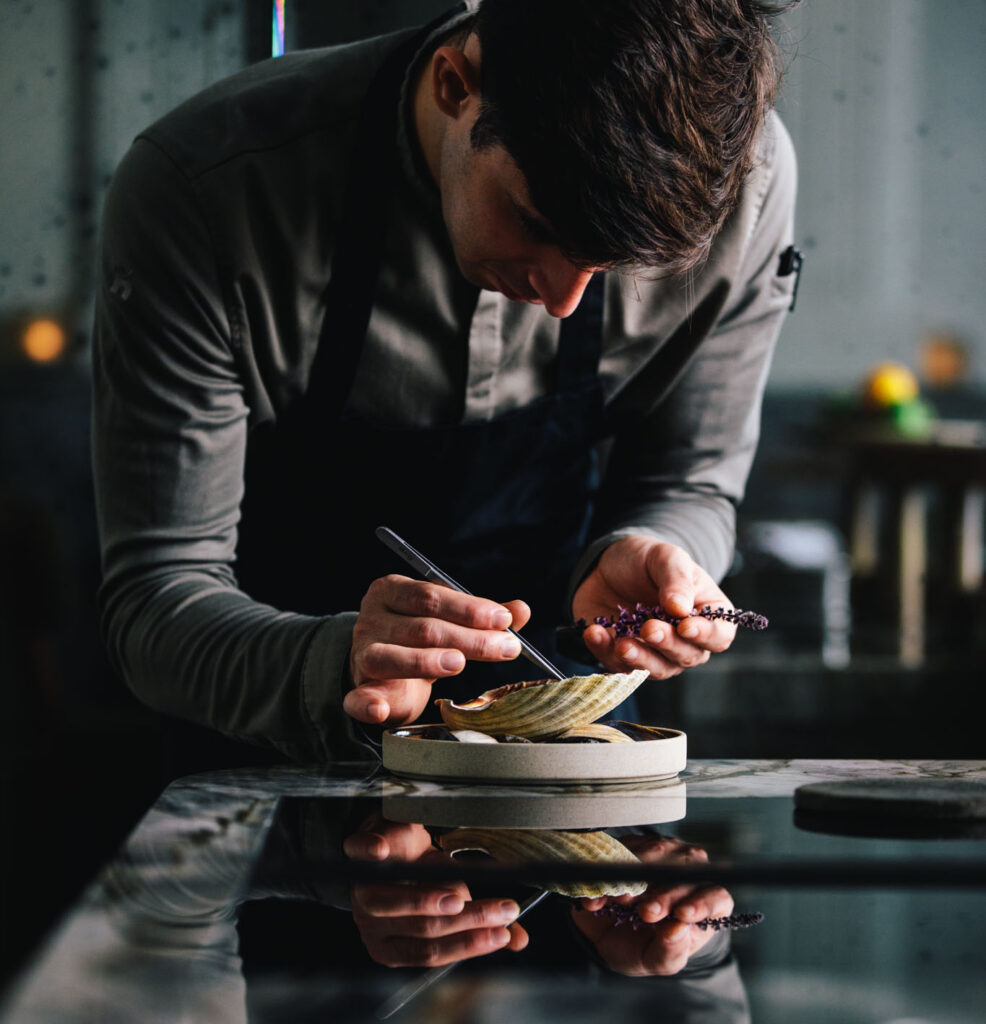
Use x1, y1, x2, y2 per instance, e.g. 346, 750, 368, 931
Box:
382, 778, 686, 830
381, 721, 686, 786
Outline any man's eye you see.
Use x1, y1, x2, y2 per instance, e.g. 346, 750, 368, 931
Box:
518, 209, 556, 246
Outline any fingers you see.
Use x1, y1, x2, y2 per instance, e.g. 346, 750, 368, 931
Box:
348, 578, 528, 723
581, 622, 699, 680
572, 881, 735, 978
352, 888, 525, 968
635, 882, 731, 925
646, 545, 699, 621
665, 614, 735, 654
373, 575, 518, 631
343, 818, 435, 863
501, 599, 532, 631
641, 919, 697, 975
579, 895, 610, 913
639, 884, 734, 975
670, 885, 735, 926
373, 923, 521, 968
343, 829, 390, 862
343, 678, 433, 726
352, 882, 473, 919
580, 601, 733, 680
616, 630, 709, 676
642, 547, 737, 654
363, 628, 520, 671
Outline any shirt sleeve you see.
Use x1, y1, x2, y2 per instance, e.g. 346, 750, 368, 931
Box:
91, 138, 364, 762
575, 114, 798, 594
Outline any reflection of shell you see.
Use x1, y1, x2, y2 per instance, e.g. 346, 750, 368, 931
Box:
435, 669, 648, 740
440, 827, 646, 898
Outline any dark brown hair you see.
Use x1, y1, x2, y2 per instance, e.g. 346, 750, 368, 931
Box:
471, 0, 793, 274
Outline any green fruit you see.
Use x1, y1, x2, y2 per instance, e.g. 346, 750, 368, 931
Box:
888, 398, 934, 438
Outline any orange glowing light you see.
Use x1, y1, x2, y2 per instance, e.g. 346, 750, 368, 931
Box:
21, 318, 66, 362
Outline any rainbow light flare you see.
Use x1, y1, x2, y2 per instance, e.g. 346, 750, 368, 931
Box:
272, 0, 285, 57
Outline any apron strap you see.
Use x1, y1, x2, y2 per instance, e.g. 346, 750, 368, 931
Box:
306, 5, 467, 417
555, 271, 605, 394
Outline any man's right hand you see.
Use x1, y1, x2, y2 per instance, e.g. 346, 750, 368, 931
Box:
343, 574, 530, 727
346, 814, 528, 968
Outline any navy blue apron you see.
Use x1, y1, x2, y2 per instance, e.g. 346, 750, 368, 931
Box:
168, 11, 619, 775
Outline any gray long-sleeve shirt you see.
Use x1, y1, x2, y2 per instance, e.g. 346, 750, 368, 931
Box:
91, 13, 797, 762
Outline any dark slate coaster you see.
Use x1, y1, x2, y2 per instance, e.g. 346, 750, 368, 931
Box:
793, 808, 986, 840
794, 778, 986, 820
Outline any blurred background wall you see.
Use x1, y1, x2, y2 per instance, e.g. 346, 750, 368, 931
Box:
1, 0, 985, 979
3, 0, 985, 385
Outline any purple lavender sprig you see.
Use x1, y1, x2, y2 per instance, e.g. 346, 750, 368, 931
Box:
696, 913, 765, 932
589, 903, 764, 932
574, 602, 768, 638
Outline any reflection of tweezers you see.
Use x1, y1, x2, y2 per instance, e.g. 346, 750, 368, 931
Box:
375, 889, 549, 1020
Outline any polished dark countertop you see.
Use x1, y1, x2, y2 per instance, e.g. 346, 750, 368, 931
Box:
2, 759, 985, 1024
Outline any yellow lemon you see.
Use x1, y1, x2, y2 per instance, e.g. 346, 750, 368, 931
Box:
862, 362, 919, 408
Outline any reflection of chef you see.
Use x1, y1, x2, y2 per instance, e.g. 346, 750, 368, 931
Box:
346, 812, 750, 1015
6, 794, 748, 1023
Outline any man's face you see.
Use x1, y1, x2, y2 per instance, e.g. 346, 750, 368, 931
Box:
438, 129, 595, 319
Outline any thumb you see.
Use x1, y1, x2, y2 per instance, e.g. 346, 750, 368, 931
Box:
343, 685, 391, 725
647, 547, 696, 618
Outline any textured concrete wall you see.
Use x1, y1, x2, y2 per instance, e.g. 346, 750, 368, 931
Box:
1, 0, 74, 317
774, 0, 986, 387
1, 0, 243, 335
1, 0, 985, 386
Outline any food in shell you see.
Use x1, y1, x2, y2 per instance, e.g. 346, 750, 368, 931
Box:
440, 827, 647, 898
553, 723, 634, 743
435, 669, 648, 740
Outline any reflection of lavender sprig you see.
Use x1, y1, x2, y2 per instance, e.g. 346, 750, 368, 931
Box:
574, 602, 768, 638
590, 903, 764, 931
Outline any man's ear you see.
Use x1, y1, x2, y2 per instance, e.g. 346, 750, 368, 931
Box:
430, 43, 481, 120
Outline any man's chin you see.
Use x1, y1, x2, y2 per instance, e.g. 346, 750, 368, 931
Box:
476, 267, 534, 303
458, 263, 542, 304
454, 260, 488, 291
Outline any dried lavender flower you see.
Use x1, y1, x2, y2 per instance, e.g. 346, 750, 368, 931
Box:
695, 912, 764, 932
589, 903, 764, 932
572, 602, 768, 639
590, 901, 645, 929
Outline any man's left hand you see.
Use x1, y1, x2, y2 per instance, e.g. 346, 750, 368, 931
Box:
572, 834, 734, 977
573, 535, 736, 679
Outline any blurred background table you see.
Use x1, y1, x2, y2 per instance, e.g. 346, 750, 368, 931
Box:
845, 420, 986, 666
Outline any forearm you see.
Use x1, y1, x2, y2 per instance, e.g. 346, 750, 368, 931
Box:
100, 566, 363, 762
92, 138, 367, 762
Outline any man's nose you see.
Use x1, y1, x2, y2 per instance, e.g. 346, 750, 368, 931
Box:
531, 262, 595, 319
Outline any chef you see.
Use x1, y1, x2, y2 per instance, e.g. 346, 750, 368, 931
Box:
92, 0, 797, 767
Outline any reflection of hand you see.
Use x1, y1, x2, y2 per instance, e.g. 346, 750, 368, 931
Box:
343, 575, 530, 727
571, 834, 733, 977
346, 815, 529, 967
573, 536, 736, 679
